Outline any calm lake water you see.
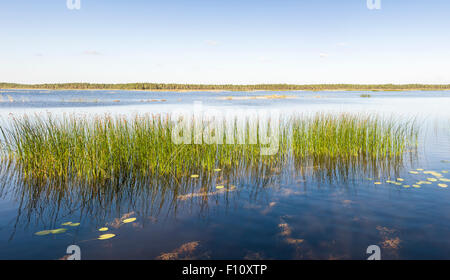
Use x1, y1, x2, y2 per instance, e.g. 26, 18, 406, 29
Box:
0, 89, 449, 260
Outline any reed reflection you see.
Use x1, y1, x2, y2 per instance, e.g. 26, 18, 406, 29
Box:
0, 113, 418, 238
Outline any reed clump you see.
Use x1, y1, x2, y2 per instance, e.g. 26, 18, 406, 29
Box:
0, 113, 418, 184
291, 113, 417, 160
0, 114, 288, 183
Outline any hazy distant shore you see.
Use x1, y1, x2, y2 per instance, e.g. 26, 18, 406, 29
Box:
1, 83, 450, 92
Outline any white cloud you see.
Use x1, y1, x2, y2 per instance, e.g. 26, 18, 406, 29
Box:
205, 40, 219, 46
257, 56, 272, 63
82, 50, 102, 56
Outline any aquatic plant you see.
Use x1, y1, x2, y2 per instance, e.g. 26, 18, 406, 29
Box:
0, 112, 420, 230
0, 113, 417, 184
291, 113, 416, 160
291, 113, 418, 179
0, 114, 289, 184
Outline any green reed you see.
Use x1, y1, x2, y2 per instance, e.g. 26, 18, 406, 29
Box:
0, 113, 418, 184
291, 113, 418, 181
0, 114, 288, 182
291, 113, 417, 159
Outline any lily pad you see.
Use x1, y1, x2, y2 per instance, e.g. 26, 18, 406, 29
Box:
99, 227, 109, 232
424, 171, 442, 177
438, 184, 448, 188
122, 218, 136, 223
98, 234, 116, 240
417, 181, 430, 185
51, 228, 68, 234
35, 230, 52, 236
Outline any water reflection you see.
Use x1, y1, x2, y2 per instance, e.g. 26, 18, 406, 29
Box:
0, 144, 417, 242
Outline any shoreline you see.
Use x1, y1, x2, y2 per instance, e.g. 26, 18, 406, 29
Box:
1, 87, 450, 93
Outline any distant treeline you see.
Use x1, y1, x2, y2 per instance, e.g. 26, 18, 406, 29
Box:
1, 83, 450, 91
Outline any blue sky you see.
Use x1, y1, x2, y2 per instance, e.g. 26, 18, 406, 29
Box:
1, 0, 449, 84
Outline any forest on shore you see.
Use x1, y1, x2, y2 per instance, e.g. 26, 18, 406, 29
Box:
1, 82, 450, 91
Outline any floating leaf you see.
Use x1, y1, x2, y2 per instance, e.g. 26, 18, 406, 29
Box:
412, 185, 421, 188
427, 178, 438, 182
190, 174, 199, 178
51, 228, 68, 234
98, 234, 116, 240
409, 171, 419, 174
417, 181, 431, 185
122, 218, 136, 223
214, 169, 222, 172
424, 171, 442, 177
374, 182, 382, 185
99, 227, 109, 232
35, 230, 52, 236
403, 185, 410, 188
61, 222, 72, 226
216, 185, 225, 189
439, 178, 450, 182
68, 223, 80, 227
397, 178, 404, 182
417, 168, 424, 171
438, 184, 448, 188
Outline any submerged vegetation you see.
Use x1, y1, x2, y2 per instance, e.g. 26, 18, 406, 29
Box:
1, 82, 450, 91
0, 113, 418, 185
